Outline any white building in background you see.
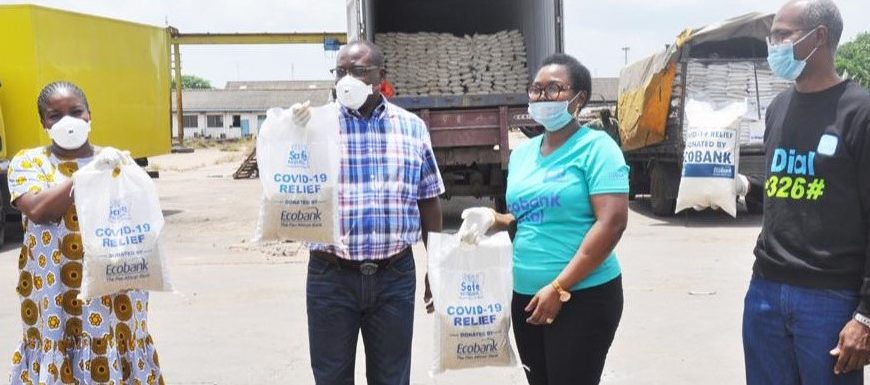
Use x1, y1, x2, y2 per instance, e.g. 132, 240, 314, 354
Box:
170, 79, 617, 140
171, 80, 333, 139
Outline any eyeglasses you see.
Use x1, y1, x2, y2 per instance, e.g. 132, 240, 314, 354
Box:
528, 82, 573, 100
329, 66, 381, 78
767, 31, 800, 45
767, 26, 818, 45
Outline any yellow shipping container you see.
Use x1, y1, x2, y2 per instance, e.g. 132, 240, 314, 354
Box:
0, 5, 171, 159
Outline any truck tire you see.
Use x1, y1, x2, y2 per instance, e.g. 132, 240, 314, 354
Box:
0, 173, 9, 247
0, 207, 6, 248
650, 162, 678, 217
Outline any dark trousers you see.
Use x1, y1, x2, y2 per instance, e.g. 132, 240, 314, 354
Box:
306, 253, 416, 385
512, 276, 623, 385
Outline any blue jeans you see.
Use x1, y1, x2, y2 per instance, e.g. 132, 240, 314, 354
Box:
743, 276, 863, 385
306, 253, 416, 385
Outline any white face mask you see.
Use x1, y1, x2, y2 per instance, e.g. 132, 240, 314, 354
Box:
335, 75, 374, 110
48, 116, 91, 150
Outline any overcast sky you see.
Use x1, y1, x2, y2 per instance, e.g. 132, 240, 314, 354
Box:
4, 0, 868, 87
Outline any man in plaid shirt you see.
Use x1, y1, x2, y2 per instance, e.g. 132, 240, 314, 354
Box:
291, 40, 444, 385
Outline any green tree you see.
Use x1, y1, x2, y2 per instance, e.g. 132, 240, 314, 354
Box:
171, 74, 212, 89
836, 32, 870, 89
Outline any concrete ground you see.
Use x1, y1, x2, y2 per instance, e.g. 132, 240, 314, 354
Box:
0, 147, 865, 384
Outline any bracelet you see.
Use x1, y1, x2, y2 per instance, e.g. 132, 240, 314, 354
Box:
854, 312, 870, 328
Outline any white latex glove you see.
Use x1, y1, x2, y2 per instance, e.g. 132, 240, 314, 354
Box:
735, 174, 750, 196
79, 147, 130, 173
290, 100, 311, 127
457, 207, 496, 245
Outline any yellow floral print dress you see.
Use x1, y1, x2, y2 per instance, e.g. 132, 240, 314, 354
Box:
7, 147, 164, 385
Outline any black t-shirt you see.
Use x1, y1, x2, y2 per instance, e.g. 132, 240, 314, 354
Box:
750, 80, 870, 313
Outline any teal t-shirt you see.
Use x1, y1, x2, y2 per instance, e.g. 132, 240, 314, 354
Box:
506, 126, 629, 295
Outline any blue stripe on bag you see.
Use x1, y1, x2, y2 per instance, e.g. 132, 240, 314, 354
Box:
682, 164, 735, 178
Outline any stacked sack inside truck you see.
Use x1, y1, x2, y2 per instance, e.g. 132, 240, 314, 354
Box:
683, 60, 792, 144
377, 30, 528, 96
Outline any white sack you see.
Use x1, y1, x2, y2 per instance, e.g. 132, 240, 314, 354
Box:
428, 231, 518, 374
254, 103, 341, 245
676, 98, 747, 217
74, 163, 171, 299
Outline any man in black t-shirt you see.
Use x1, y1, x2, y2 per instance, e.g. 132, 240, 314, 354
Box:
740, 1, 870, 384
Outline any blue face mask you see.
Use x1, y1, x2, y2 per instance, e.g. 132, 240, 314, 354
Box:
528, 93, 582, 132
767, 28, 820, 81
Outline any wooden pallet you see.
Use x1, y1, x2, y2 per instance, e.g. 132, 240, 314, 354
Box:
233, 146, 259, 179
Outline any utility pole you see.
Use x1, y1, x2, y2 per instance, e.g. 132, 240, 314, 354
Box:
172, 42, 184, 148
621, 46, 630, 66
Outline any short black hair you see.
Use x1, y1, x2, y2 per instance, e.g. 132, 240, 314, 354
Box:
541, 53, 592, 109
795, 0, 843, 50
37, 81, 89, 120
344, 40, 385, 67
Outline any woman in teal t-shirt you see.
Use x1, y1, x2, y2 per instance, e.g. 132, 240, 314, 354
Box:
459, 53, 629, 385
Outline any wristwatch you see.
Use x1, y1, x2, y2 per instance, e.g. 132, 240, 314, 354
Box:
551, 280, 571, 303
854, 312, 870, 328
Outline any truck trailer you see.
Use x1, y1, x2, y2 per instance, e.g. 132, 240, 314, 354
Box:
347, 0, 563, 209
0, 5, 172, 242
617, 13, 792, 216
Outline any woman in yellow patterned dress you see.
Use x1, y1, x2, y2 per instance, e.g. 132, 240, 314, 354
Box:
8, 82, 164, 385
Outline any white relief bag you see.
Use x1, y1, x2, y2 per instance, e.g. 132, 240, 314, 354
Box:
74, 160, 172, 299
427, 231, 519, 374
253, 103, 342, 245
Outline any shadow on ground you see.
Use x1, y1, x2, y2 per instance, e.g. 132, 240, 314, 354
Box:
629, 196, 762, 228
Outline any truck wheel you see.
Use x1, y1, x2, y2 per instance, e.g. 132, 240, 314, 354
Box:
0, 208, 6, 248
650, 162, 678, 217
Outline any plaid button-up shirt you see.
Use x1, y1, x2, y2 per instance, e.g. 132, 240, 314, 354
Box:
309, 99, 445, 260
